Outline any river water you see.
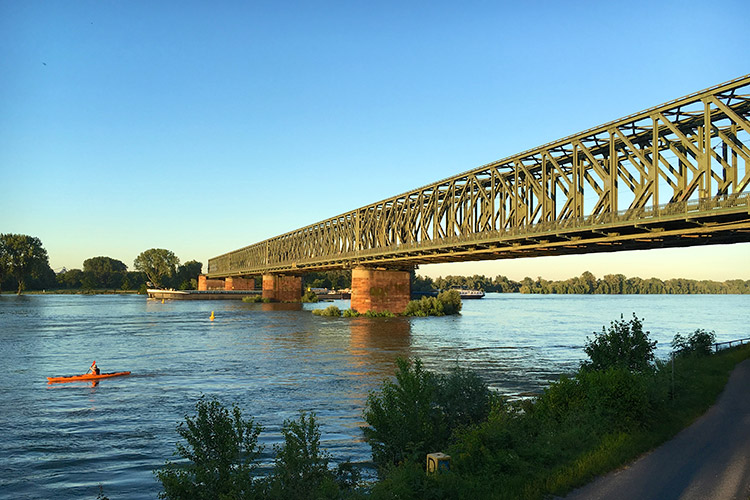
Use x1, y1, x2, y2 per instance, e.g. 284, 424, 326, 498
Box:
1, 293, 747, 499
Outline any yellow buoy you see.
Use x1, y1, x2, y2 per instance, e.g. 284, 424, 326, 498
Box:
209, 311, 215, 321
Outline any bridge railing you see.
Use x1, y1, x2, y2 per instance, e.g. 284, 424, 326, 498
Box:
713, 337, 750, 352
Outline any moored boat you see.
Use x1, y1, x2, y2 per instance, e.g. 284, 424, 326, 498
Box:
454, 289, 485, 299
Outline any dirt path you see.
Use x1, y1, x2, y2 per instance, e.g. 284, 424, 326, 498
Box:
562, 359, 750, 500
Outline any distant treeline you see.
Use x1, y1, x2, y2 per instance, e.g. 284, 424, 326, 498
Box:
414, 271, 750, 294
0, 233, 204, 294
54, 257, 202, 291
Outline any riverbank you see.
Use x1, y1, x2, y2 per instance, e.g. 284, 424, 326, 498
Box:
2, 289, 143, 295
561, 356, 750, 499
365, 342, 750, 500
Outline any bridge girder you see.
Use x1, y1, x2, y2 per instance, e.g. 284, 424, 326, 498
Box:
208, 75, 750, 278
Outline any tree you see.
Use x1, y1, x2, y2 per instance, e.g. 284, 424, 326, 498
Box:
0, 239, 7, 293
174, 260, 203, 290
582, 314, 657, 373
83, 256, 128, 289
0, 234, 51, 294
155, 396, 263, 500
134, 249, 179, 288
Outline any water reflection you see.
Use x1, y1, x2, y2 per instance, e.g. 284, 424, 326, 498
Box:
348, 317, 411, 380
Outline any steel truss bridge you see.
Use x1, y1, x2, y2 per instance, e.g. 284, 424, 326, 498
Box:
208, 75, 750, 278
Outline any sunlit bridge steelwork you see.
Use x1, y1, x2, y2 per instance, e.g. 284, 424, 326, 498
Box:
208, 75, 750, 278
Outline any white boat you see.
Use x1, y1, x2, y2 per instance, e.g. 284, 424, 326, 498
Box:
453, 289, 485, 299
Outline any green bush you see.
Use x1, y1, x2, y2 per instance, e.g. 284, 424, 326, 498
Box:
363, 358, 495, 471
156, 401, 362, 500
403, 290, 462, 317
312, 305, 342, 317
437, 290, 462, 315
242, 295, 264, 303
155, 396, 263, 500
672, 329, 716, 357
582, 314, 657, 373
301, 290, 319, 303
265, 412, 343, 500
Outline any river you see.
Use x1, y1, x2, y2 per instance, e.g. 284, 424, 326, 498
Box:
0, 293, 747, 499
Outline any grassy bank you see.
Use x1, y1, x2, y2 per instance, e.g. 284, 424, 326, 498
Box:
369, 343, 750, 500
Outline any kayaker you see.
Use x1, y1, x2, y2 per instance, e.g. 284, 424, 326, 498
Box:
87, 361, 100, 375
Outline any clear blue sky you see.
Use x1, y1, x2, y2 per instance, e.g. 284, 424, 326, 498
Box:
2, 0, 749, 281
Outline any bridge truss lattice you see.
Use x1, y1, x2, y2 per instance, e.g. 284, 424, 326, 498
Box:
208, 75, 750, 277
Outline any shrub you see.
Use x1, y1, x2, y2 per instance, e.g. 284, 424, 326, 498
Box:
242, 295, 263, 303
342, 309, 360, 317
155, 396, 263, 500
364, 310, 396, 318
437, 290, 462, 315
265, 412, 340, 500
363, 358, 438, 469
582, 313, 656, 373
301, 290, 319, 303
363, 358, 495, 471
312, 305, 342, 317
672, 329, 716, 357
403, 290, 462, 317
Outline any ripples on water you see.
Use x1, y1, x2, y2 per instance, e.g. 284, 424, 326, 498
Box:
0, 293, 747, 499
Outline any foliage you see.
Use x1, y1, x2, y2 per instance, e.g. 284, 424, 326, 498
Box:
403, 289, 462, 316
418, 271, 750, 295
672, 329, 716, 357
303, 270, 352, 290
156, 400, 361, 500
0, 233, 54, 294
134, 248, 180, 288
265, 412, 347, 500
312, 305, 342, 317
301, 290, 319, 303
366, 316, 750, 500
82, 256, 128, 289
155, 396, 263, 500
174, 260, 203, 290
242, 295, 265, 303
362, 358, 496, 471
582, 314, 657, 373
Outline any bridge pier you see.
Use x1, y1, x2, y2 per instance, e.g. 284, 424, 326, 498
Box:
351, 266, 412, 314
262, 274, 302, 302
198, 275, 255, 291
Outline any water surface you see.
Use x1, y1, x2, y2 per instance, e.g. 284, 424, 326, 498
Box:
0, 293, 747, 499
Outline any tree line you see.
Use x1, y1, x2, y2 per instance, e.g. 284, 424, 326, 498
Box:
0, 233, 202, 294
415, 271, 750, 294
2, 233, 747, 295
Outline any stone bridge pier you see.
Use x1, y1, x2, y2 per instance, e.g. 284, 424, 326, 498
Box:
351, 266, 412, 314
262, 274, 302, 302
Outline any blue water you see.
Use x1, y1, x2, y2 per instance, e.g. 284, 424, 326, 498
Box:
0, 293, 747, 499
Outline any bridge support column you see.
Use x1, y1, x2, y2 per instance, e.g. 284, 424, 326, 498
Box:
262, 274, 302, 302
198, 275, 226, 291
225, 277, 254, 291
351, 267, 411, 314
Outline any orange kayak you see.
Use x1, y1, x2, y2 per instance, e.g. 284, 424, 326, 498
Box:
47, 371, 131, 383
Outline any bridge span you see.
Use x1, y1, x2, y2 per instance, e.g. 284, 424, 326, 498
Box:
205, 75, 750, 312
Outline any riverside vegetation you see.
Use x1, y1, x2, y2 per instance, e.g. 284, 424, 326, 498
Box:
146, 314, 750, 500
311, 290, 462, 317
